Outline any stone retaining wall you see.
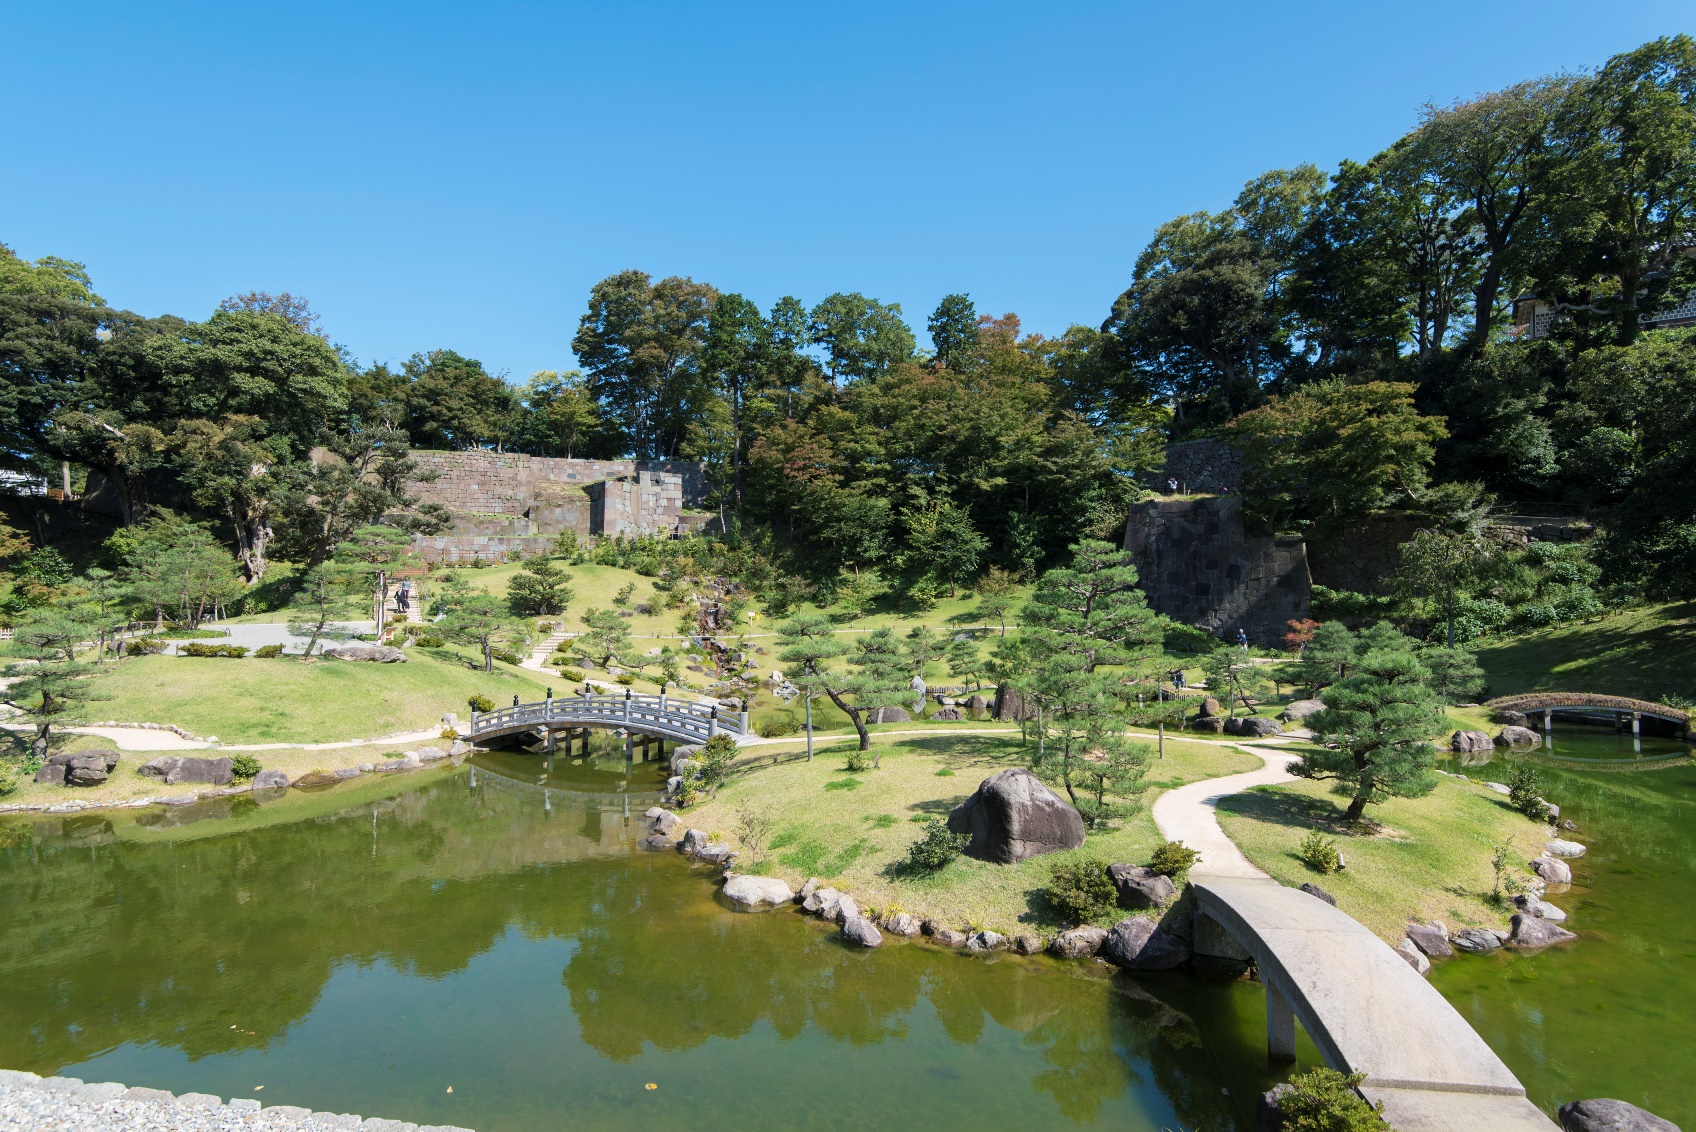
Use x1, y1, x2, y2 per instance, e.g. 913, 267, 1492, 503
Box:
1155, 440, 1244, 494
0, 1069, 473, 1131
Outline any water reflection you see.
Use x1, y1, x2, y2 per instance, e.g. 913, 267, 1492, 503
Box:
0, 765, 1266, 1132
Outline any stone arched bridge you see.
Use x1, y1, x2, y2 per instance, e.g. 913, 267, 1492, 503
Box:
1486, 693, 1689, 733
469, 692, 750, 749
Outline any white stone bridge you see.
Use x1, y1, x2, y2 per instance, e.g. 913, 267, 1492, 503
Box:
469, 691, 750, 755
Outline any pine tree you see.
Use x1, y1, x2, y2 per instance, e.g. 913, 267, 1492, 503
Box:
1297, 641, 1442, 821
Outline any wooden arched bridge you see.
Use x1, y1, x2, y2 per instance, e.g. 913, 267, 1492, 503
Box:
1486, 693, 1689, 735
469, 691, 750, 752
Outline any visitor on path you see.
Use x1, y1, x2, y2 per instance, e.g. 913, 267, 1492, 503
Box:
1167, 477, 1179, 494
396, 579, 412, 612
1236, 628, 1249, 650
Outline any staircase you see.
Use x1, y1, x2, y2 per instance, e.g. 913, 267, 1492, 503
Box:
522, 629, 573, 672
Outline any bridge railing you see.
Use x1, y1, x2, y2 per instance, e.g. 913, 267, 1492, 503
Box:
468, 693, 749, 743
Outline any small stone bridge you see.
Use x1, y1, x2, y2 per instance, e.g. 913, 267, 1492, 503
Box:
469, 692, 750, 751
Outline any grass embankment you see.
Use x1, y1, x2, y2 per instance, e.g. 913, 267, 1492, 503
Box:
95, 647, 551, 744
1473, 601, 1696, 703
1216, 769, 1550, 943
686, 733, 1260, 936
2, 737, 439, 810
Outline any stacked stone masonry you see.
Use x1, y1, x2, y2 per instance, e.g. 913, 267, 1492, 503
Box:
1154, 439, 1244, 495
407, 452, 714, 563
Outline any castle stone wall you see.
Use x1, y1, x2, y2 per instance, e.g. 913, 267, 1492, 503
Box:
1124, 495, 1310, 645
1155, 439, 1244, 494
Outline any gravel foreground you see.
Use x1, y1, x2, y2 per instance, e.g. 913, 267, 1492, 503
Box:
0, 1071, 472, 1131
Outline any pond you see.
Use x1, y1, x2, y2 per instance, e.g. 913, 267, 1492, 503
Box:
1433, 727, 1696, 1127
0, 755, 1320, 1132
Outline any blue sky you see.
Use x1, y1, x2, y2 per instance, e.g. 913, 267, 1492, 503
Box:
4, 2, 1690, 379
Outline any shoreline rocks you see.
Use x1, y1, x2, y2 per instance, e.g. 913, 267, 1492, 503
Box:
1558, 1098, 1679, 1131
1108, 864, 1177, 909
723, 875, 793, 909
1101, 917, 1190, 970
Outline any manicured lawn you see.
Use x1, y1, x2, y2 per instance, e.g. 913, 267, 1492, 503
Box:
685, 734, 1260, 937
94, 648, 553, 744
1473, 602, 1696, 704
1215, 772, 1550, 943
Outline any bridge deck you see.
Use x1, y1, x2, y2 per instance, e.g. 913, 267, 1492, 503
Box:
1191, 875, 1556, 1131
469, 694, 749, 748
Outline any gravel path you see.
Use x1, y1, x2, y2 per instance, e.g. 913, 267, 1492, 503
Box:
0, 1071, 471, 1131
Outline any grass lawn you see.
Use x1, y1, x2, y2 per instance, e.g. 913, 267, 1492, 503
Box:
1215, 772, 1550, 943
1473, 601, 1696, 704
685, 733, 1260, 937
93, 648, 553, 744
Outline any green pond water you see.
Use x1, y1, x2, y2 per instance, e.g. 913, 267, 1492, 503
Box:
1433, 724, 1696, 1127
0, 754, 1322, 1132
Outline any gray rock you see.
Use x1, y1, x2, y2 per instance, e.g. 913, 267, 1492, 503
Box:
1101, 916, 1190, 970
804, 886, 843, 918
251, 769, 289, 789
641, 833, 673, 851
723, 875, 793, 909
669, 745, 702, 775
448, 740, 472, 757
1558, 1098, 1680, 1132
695, 843, 734, 864
840, 915, 883, 948
265, 1105, 314, 1120
1281, 699, 1325, 723
993, 684, 1034, 721
323, 644, 407, 663
1546, 838, 1587, 858
1299, 882, 1337, 906
1532, 855, 1574, 884
965, 930, 1006, 952
1190, 715, 1226, 733
833, 895, 860, 923
1257, 1083, 1294, 1132
1012, 933, 1042, 955
1512, 894, 1568, 923
946, 767, 1086, 863
1396, 937, 1431, 975
680, 828, 710, 854
361, 1121, 421, 1132
1405, 921, 1453, 959
1494, 709, 1530, 727
1225, 716, 1283, 737
1195, 696, 1223, 719
1108, 863, 1177, 908
930, 928, 968, 947
1049, 926, 1109, 959
334, 766, 363, 779
1451, 729, 1494, 753
175, 1092, 222, 1107
884, 912, 922, 936
932, 707, 963, 721
1497, 725, 1541, 746
1485, 781, 1512, 795
415, 747, 448, 763
228, 1098, 261, 1112
864, 705, 910, 723
139, 755, 234, 785
1509, 912, 1577, 949
965, 694, 989, 711
34, 762, 66, 784
797, 877, 821, 900
1451, 927, 1504, 953
649, 809, 680, 835
1559, 818, 1579, 831
65, 755, 111, 786
122, 1087, 176, 1102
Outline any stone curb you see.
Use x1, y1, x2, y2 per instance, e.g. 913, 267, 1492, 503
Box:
0, 1069, 473, 1131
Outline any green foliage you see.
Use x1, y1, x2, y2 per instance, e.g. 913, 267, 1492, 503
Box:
696, 734, 738, 790
252, 644, 284, 659
507, 557, 574, 617
1148, 840, 1199, 877
903, 818, 969, 872
1044, 859, 1116, 924
0, 771, 16, 798
843, 747, 875, 773
1297, 626, 1442, 821
613, 673, 635, 686
1420, 644, 1486, 704
413, 636, 445, 649
180, 643, 250, 658
1505, 759, 1548, 821
1297, 830, 1342, 873
229, 754, 263, 780
1272, 1067, 1385, 1130
558, 666, 585, 682
612, 581, 636, 606
126, 638, 167, 656
467, 694, 495, 713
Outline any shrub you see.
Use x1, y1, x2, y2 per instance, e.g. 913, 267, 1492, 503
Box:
492, 648, 522, 666
559, 666, 585, 682
757, 720, 793, 738
613, 582, 636, 606
844, 748, 876, 773
414, 635, 445, 648
253, 644, 284, 659
614, 673, 636, 686
1505, 759, 1549, 821
229, 755, 263, 781
1270, 1067, 1385, 1130
440, 728, 460, 740
181, 643, 249, 658
1045, 859, 1116, 924
904, 819, 969, 872
126, 638, 167, 656
1297, 830, 1342, 873
697, 734, 738, 788
554, 640, 573, 653
467, 694, 496, 714
1148, 840, 1199, 877
0, 772, 16, 798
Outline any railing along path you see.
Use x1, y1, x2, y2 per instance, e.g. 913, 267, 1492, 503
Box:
469, 692, 749, 747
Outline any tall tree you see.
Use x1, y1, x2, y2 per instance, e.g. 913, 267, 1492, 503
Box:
927, 293, 980, 368
807, 292, 915, 382
776, 614, 910, 751
401, 349, 515, 450
270, 423, 449, 567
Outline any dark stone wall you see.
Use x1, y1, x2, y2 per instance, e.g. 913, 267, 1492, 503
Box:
1154, 440, 1244, 494
1124, 495, 1311, 645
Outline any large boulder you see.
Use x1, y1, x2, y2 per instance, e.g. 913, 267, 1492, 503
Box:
322, 644, 407, 663
1532, 855, 1574, 884
993, 683, 1034, 722
1509, 912, 1577, 949
1396, 937, 1431, 976
1513, 894, 1569, 923
1494, 709, 1530, 727
1101, 917, 1190, 970
722, 875, 793, 909
946, 768, 1086, 863
932, 707, 963, 721
1225, 716, 1283, 738
1190, 715, 1226, 733
965, 694, 989, 711
65, 754, 113, 786
679, 828, 710, 855
1281, 699, 1324, 724
669, 745, 702, 775
840, 916, 883, 948
1451, 927, 1505, 953
293, 769, 345, 787
1195, 696, 1223, 719
802, 886, 843, 918
1558, 1098, 1680, 1132
864, 705, 909, 724
965, 930, 1006, 952
34, 762, 66, 785
1497, 726, 1541, 747
646, 808, 680, 835
1451, 730, 1494, 753
138, 756, 234, 786
1049, 926, 1108, 959
1546, 838, 1587, 858
834, 895, 862, 924
1405, 922, 1453, 959
1108, 863, 1177, 909
884, 912, 922, 936
251, 770, 289, 790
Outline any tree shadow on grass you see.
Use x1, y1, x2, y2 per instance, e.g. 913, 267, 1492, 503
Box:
1215, 786, 1351, 834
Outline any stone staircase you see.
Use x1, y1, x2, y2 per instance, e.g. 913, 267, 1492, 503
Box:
522, 628, 573, 672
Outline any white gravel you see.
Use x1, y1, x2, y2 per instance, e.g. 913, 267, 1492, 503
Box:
0, 1071, 471, 1131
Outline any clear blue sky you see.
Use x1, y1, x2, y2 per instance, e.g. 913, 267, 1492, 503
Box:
4, 2, 1690, 380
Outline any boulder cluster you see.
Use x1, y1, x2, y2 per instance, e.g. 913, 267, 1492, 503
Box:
1397, 836, 1587, 972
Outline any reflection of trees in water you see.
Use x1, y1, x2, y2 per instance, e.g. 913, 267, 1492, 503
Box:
1543, 764, 1696, 867
0, 775, 1239, 1131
